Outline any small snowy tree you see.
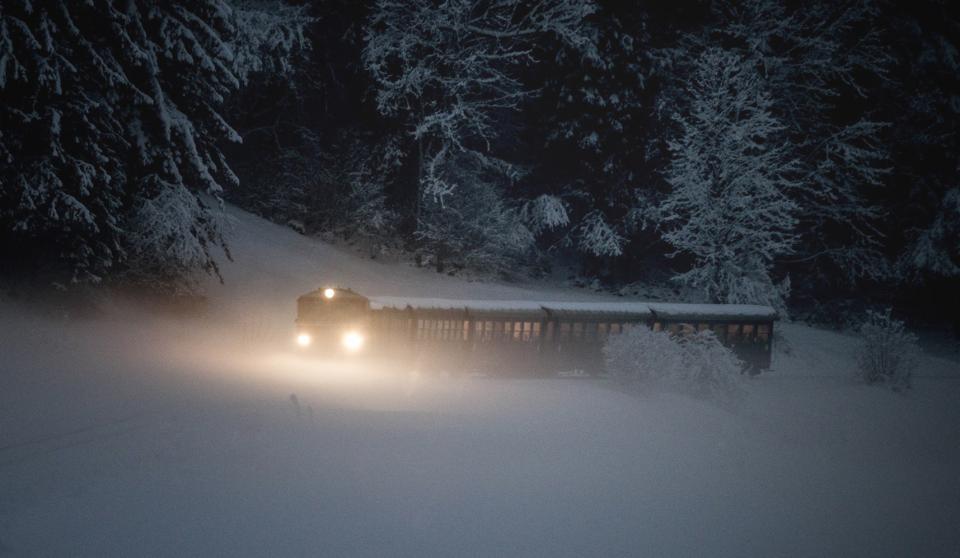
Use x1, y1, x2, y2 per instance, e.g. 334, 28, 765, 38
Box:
856, 309, 919, 392
604, 326, 743, 401
660, 48, 797, 310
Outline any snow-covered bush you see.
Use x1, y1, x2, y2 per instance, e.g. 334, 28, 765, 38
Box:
604, 326, 743, 401
522, 195, 570, 235
855, 309, 919, 391
125, 187, 228, 292
577, 211, 626, 257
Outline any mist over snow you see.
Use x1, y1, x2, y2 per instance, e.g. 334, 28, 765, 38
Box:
2, 208, 958, 557
2, 1, 958, 556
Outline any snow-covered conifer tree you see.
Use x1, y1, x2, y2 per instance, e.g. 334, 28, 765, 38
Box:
363, 0, 595, 269
0, 0, 306, 286
700, 0, 892, 285
541, 5, 652, 260
660, 48, 797, 309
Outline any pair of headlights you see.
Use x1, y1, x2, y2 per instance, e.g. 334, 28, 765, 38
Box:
296, 330, 365, 352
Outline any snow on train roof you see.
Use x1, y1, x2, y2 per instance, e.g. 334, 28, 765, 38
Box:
367, 296, 777, 320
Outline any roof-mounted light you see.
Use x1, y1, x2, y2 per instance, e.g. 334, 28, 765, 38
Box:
323, 288, 336, 299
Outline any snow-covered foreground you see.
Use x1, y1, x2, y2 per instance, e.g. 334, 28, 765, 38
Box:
2, 208, 959, 557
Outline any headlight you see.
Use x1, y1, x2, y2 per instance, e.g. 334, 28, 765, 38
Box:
341, 330, 364, 352
296, 332, 312, 347
323, 288, 336, 299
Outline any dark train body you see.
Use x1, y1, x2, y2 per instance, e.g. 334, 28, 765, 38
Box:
295, 287, 777, 374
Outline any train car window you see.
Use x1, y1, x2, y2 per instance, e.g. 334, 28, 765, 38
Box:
586, 322, 598, 339
573, 323, 583, 338
532, 322, 541, 339
680, 323, 695, 335
698, 323, 710, 332
713, 323, 726, 340
757, 324, 770, 342
610, 323, 621, 334
727, 324, 740, 342
598, 323, 608, 336
667, 323, 680, 335
560, 323, 570, 339
544, 321, 554, 341
653, 321, 663, 332
742, 324, 755, 341
494, 321, 503, 339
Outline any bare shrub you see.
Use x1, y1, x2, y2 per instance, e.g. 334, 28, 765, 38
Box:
856, 309, 919, 391
604, 326, 743, 401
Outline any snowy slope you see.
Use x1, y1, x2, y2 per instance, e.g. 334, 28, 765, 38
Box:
1, 206, 959, 557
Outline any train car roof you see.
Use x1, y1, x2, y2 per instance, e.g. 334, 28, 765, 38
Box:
367, 296, 777, 321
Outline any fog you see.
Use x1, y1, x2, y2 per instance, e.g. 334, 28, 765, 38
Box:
2, 209, 959, 557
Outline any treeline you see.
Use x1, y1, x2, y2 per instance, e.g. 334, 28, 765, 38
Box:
229, 0, 958, 320
2, 1, 958, 323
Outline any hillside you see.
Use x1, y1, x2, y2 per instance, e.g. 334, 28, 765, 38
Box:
1, 206, 958, 557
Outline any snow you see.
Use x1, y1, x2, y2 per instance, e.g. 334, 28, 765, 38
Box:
2, 205, 959, 557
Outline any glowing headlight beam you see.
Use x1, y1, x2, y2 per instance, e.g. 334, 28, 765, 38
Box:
296, 332, 312, 347
323, 288, 336, 299
342, 331, 364, 352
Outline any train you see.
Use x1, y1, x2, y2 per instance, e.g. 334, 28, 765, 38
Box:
294, 287, 778, 375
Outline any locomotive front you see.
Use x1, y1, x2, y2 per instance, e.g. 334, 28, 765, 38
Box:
294, 287, 371, 354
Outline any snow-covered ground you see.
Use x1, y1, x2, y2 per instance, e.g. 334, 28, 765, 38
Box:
2, 207, 959, 557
